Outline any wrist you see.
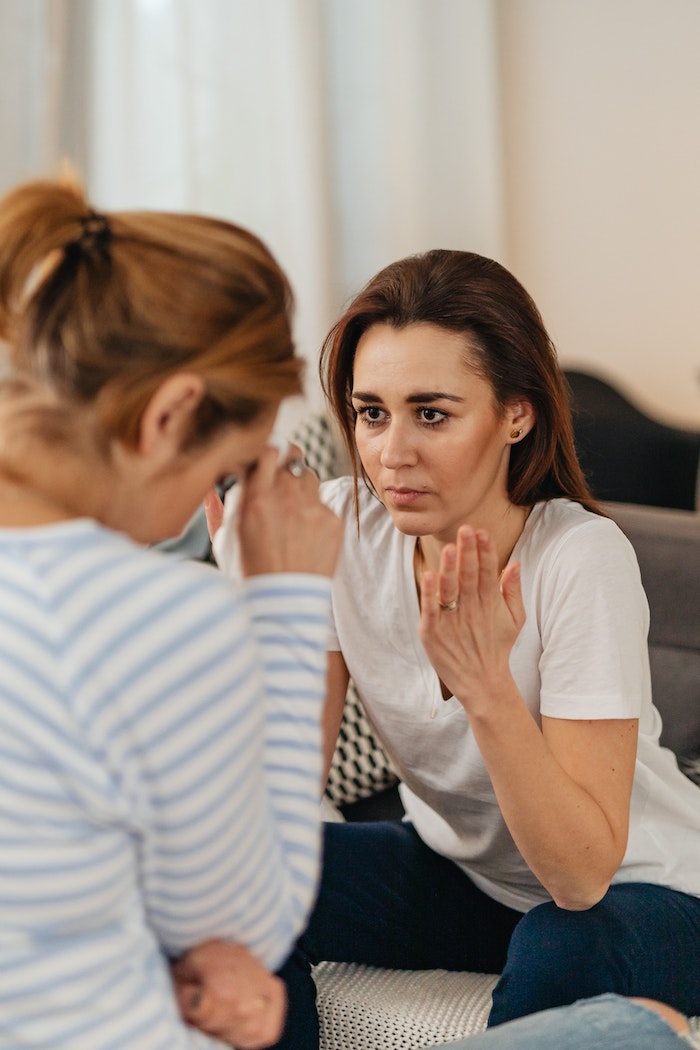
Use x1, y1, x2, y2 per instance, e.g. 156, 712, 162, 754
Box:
455, 672, 521, 722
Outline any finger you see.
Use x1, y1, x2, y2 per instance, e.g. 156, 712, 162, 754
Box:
419, 568, 439, 625
296, 463, 320, 493
207, 986, 286, 1050
237, 448, 283, 526
455, 525, 479, 597
245, 444, 283, 491
233, 981, 287, 1050
281, 441, 304, 465
279, 444, 319, 492
474, 529, 499, 597
437, 543, 458, 607
203, 488, 225, 540
499, 562, 525, 628
248, 443, 314, 499
171, 947, 203, 988
173, 979, 205, 1025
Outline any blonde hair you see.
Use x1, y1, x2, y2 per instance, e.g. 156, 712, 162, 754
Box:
0, 176, 302, 453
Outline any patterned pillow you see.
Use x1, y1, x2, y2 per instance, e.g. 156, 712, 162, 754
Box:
324, 679, 398, 806
290, 411, 349, 479
292, 414, 399, 805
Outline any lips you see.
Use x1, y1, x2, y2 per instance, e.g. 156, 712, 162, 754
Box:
384, 486, 427, 508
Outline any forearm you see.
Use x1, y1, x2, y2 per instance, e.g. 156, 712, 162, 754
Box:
466, 683, 631, 909
137, 575, 331, 970
244, 575, 333, 933
419, 523, 639, 910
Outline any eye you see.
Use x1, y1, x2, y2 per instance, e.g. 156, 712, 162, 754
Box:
355, 405, 387, 426
418, 407, 449, 425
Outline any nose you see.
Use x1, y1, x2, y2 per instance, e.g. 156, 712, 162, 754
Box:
379, 420, 418, 469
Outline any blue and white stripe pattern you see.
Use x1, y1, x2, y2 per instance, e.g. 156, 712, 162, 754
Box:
0, 519, 331, 1049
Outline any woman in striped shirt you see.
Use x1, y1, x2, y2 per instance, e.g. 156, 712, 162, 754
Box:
0, 176, 342, 1050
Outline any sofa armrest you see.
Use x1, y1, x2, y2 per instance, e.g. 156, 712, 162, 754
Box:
604, 501, 700, 767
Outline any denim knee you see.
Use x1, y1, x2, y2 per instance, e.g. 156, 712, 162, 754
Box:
489, 898, 637, 1025
489, 883, 700, 1026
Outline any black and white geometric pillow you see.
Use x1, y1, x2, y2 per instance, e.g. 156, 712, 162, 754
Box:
291, 411, 347, 480
324, 680, 398, 805
292, 414, 399, 806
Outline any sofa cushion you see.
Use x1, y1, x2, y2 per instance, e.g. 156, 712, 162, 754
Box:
605, 502, 700, 767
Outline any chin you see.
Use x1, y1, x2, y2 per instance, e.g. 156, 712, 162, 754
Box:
385, 510, 430, 537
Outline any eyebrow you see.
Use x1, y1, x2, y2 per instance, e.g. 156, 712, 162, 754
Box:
351, 391, 465, 404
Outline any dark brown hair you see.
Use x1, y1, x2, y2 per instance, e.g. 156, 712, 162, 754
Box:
0, 176, 302, 453
320, 249, 599, 513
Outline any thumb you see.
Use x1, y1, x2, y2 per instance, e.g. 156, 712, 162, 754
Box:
203, 488, 225, 541
500, 562, 525, 628
173, 979, 205, 1024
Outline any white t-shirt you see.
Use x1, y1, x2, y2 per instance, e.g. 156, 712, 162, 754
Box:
322, 478, 700, 912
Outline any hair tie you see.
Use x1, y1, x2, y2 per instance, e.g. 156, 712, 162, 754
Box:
78, 212, 111, 254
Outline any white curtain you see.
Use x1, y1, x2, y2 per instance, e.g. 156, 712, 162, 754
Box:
324, 0, 504, 301
0, 0, 503, 408
0, 0, 65, 189
85, 0, 338, 416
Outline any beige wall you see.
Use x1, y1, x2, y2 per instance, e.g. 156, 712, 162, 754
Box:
499, 0, 700, 429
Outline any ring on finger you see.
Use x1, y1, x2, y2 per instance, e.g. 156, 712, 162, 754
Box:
253, 994, 271, 1011
439, 597, 460, 611
285, 457, 306, 478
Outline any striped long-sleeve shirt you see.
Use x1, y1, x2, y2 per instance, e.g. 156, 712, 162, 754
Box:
0, 518, 331, 1049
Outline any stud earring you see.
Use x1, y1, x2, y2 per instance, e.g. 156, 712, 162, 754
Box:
510, 428, 522, 440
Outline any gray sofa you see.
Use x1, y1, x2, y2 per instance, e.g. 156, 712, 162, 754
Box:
606, 501, 700, 777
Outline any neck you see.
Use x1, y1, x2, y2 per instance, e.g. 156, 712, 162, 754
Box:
0, 473, 74, 526
0, 440, 110, 528
415, 504, 532, 577
0, 384, 99, 525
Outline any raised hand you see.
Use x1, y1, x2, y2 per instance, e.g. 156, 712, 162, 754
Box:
206, 444, 343, 580
418, 525, 525, 711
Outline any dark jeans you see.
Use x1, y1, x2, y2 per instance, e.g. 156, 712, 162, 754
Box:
274, 820, 700, 1048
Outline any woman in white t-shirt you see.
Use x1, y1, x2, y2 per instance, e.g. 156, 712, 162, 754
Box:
195, 249, 700, 1049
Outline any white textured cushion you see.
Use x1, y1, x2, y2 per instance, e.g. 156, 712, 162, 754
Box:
314, 962, 497, 1049
314, 962, 699, 1048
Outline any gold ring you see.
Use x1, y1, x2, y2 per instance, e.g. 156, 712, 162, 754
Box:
439, 598, 460, 611
253, 994, 271, 1011
285, 457, 306, 478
